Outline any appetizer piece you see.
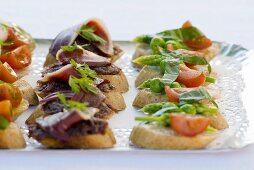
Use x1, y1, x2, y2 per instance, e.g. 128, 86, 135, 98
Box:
132, 21, 219, 62
0, 20, 35, 79
0, 99, 26, 149
130, 96, 224, 149
28, 60, 125, 124
44, 18, 123, 67
29, 107, 116, 149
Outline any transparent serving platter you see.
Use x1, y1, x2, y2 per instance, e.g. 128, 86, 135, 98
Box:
14, 39, 254, 152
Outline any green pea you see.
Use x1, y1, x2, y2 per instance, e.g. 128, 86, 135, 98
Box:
150, 78, 164, 93
180, 104, 197, 115
150, 37, 166, 54
170, 82, 181, 88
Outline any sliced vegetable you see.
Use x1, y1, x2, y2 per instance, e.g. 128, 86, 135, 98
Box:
150, 37, 165, 54
140, 102, 178, 114
0, 45, 32, 69
170, 113, 210, 137
0, 83, 22, 107
132, 55, 166, 66
176, 64, 206, 87
0, 62, 18, 83
184, 36, 212, 50
205, 76, 216, 83
0, 100, 12, 121
165, 85, 179, 102
182, 21, 192, 28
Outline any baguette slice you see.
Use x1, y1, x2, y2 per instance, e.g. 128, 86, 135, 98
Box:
13, 99, 29, 120
0, 123, 26, 149
14, 79, 39, 106
98, 70, 129, 93
34, 127, 116, 149
130, 124, 218, 149
103, 91, 126, 111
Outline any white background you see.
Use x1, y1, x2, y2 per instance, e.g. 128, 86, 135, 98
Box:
1, 0, 254, 170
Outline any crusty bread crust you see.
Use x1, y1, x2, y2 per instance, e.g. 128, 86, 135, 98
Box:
0, 123, 26, 149
98, 70, 129, 93
130, 124, 218, 149
37, 127, 116, 149
13, 99, 29, 120
14, 79, 39, 106
103, 91, 126, 111
132, 89, 168, 108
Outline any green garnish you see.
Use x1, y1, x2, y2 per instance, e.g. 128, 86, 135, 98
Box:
57, 93, 87, 110
205, 125, 218, 133
205, 76, 216, 83
0, 40, 13, 46
61, 42, 89, 52
77, 25, 106, 44
70, 59, 97, 79
0, 115, 9, 130
69, 76, 97, 94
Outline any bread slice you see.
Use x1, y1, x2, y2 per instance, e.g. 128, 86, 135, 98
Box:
12, 99, 29, 120
98, 70, 129, 93
133, 89, 168, 108
103, 91, 126, 111
35, 127, 116, 149
0, 122, 26, 149
135, 65, 161, 87
130, 124, 218, 149
14, 79, 39, 106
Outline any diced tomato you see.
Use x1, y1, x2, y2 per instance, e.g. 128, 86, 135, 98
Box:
0, 100, 12, 122
170, 113, 210, 137
0, 83, 22, 107
165, 86, 179, 102
176, 64, 205, 87
0, 45, 32, 69
0, 62, 18, 83
3, 27, 29, 50
184, 63, 195, 68
184, 36, 212, 50
182, 21, 192, 28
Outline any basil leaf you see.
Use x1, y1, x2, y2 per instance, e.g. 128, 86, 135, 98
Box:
160, 58, 181, 85
181, 55, 208, 65
78, 25, 106, 44
0, 115, 9, 130
179, 87, 211, 104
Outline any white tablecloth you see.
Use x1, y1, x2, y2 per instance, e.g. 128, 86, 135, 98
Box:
1, 0, 254, 170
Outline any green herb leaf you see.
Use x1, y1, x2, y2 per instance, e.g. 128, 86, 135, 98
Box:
69, 76, 97, 94
133, 34, 154, 44
205, 76, 216, 83
77, 25, 106, 44
70, 59, 97, 79
0, 115, 9, 130
160, 58, 181, 85
61, 42, 89, 52
179, 87, 211, 104
57, 93, 87, 110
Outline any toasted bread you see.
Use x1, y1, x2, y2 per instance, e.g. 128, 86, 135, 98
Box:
98, 70, 129, 93
12, 99, 29, 120
135, 65, 161, 87
35, 127, 116, 149
130, 124, 218, 149
103, 91, 126, 111
0, 123, 26, 149
14, 79, 39, 106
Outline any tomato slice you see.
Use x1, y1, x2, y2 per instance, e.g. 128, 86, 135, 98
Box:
0, 45, 32, 69
170, 113, 210, 137
0, 83, 22, 107
184, 36, 212, 50
182, 21, 192, 28
3, 27, 29, 50
0, 100, 12, 122
0, 62, 18, 83
176, 64, 205, 87
165, 86, 179, 102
